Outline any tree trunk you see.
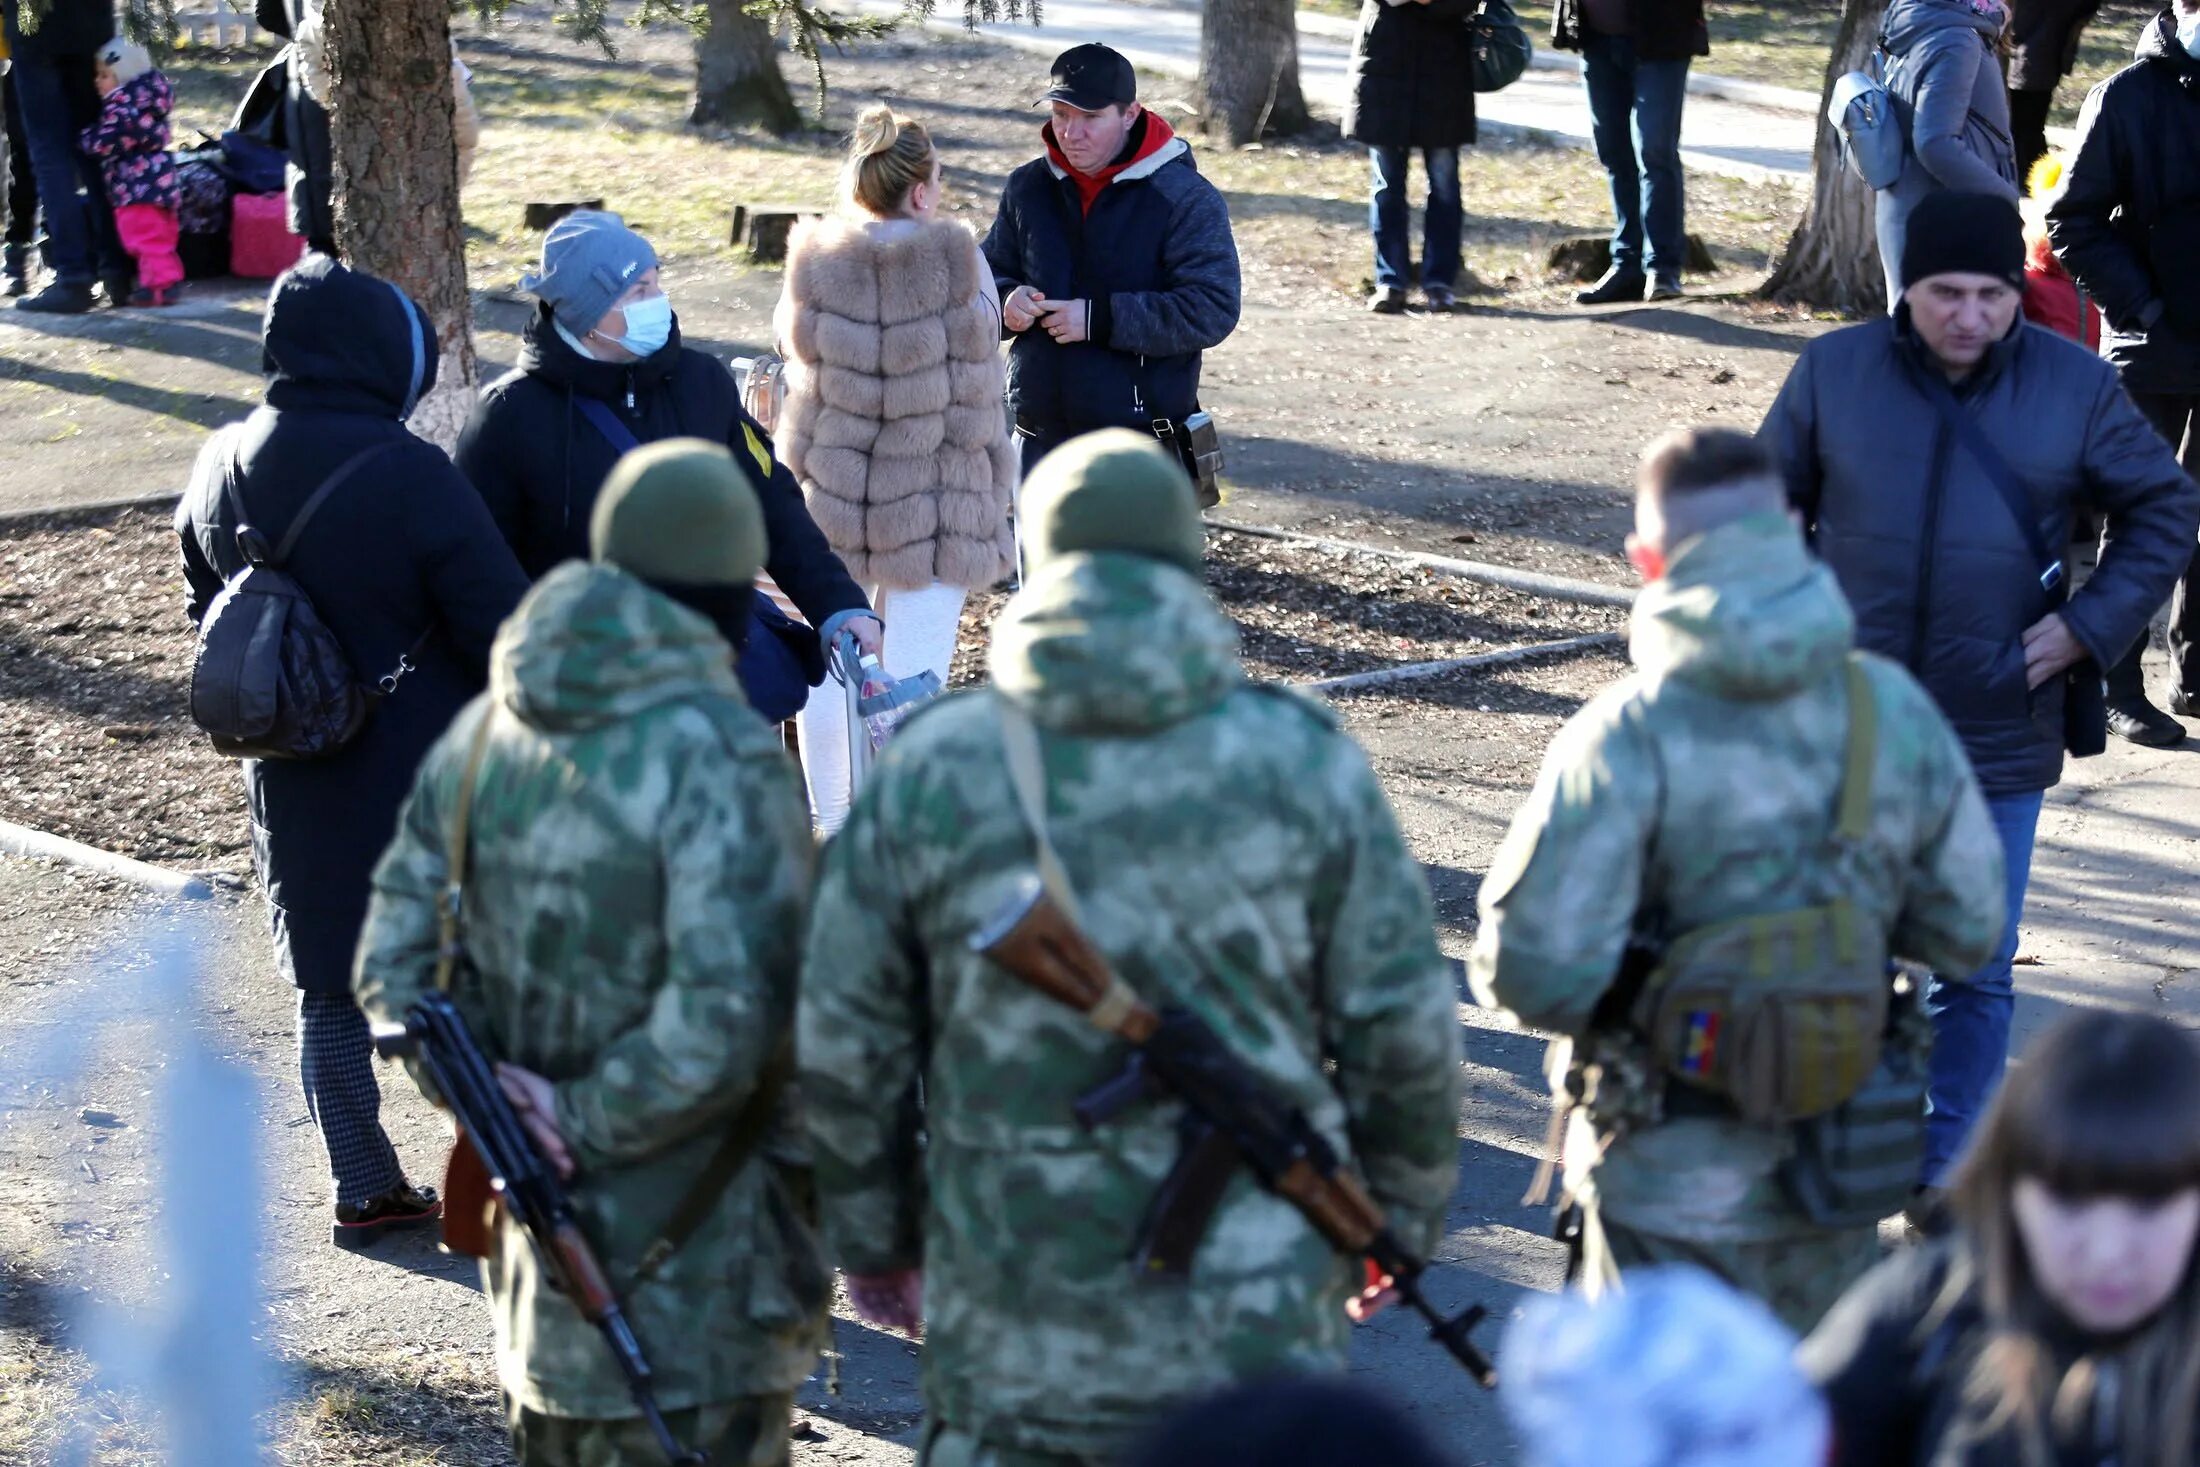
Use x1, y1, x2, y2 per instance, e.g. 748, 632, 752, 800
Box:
322, 0, 475, 449
1199, 0, 1309, 147
1761, 0, 1889, 315
694, 0, 802, 135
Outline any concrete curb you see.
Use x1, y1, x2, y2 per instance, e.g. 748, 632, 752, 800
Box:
0, 490, 182, 529
1211, 518, 1637, 608
1302, 630, 1624, 695
0, 818, 214, 901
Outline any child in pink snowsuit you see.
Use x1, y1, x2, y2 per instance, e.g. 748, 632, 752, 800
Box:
81, 39, 182, 307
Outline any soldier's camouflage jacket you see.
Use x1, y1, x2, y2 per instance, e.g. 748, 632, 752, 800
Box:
798, 550, 1462, 1459
1469, 512, 2007, 1242
356, 562, 829, 1419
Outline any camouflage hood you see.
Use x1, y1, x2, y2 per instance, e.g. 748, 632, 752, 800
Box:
1629, 512, 1856, 701
987, 551, 1243, 734
491, 561, 743, 732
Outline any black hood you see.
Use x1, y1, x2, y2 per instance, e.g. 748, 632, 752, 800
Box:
261, 253, 438, 419
517, 301, 686, 402
2136, 8, 2200, 89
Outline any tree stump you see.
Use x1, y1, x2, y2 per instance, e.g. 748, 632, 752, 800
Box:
524, 199, 605, 231
735, 205, 813, 263
1546, 234, 1720, 282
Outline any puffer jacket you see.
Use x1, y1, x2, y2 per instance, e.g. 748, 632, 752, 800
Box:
78, 68, 178, 212
1470, 512, 2003, 1242
1760, 307, 2200, 796
177, 255, 528, 994
2047, 10, 2200, 396
356, 561, 828, 1417
982, 112, 1241, 435
1342, 0, 1479, 151
1875, 0, 2021, 294
776, 216, 1017, 592
456, 304, 869, 638
798, 550, 1460, 1460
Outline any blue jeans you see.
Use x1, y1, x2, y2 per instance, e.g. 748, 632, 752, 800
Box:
1922, 790, 2044, 1186
1369, 145, 1462, 292
6, 50, 121, 287
1580, 32, 1690, 279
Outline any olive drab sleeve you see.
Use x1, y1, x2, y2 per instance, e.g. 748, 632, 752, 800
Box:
797, 782, 929, 1278
1468, 692, 1662, 1037
550, 737, 817, 1171
1312, 742, 1462, 1258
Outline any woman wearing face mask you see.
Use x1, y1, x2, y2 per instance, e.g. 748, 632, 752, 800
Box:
1802, 1008, 2200, 1467
773, 107, 1018, 832
456, 210, 882, 719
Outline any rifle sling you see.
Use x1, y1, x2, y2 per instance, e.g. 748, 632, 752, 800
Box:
635, 1043, 795, 1282
434, 710, 498, 994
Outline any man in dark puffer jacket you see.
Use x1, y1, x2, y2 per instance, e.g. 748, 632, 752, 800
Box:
2049, 1, 2200, 746
1761, 191, 2200, 1220
982, 44, 1241, 477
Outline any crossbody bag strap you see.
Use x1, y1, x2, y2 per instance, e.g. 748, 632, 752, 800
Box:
634, 1041, 797, 1282
573, 394, 644, 455
1914, 371, 2065, 604
269, 441, 403, 567
433, 709, 498, 994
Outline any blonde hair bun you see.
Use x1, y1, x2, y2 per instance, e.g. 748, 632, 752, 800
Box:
844, 108, 938, 216
851, 106, 903, 161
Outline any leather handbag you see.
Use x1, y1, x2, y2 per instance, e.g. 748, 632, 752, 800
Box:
1471, 0, 1533, 93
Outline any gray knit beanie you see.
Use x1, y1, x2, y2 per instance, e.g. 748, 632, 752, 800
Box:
522, 210, 658, 333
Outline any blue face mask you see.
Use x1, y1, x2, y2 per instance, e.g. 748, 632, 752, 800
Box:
601, 293, 673, 357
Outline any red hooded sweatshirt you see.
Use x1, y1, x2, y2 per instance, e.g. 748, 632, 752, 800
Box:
1044, 111, 1180, 216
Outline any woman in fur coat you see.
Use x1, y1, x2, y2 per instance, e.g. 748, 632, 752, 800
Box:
775, 106, 1019, 831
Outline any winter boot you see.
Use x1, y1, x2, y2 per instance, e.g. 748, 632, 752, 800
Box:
1, 244, 29, 298
14, 280, 96, 315
333, 1179, 442, 1250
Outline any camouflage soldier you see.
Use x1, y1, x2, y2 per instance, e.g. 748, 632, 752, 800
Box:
1470, 428, 2008, 1334
798, 431, 1462, 1467
355, 439, 830, 1466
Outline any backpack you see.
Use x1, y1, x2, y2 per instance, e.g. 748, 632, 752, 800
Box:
188, 434, 411, 760
1829, 52, 1905, 190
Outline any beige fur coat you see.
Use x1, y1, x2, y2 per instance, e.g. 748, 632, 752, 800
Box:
776, 217, 1017, 592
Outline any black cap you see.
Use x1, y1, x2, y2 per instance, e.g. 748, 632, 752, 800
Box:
1039, 43, 1136, 112
1901, 191, 2026, 291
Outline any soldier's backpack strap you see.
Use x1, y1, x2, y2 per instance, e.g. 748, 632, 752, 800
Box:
1835, 654, 1878, 845
433, 708, 498, 994
634, 1041, 796, 1282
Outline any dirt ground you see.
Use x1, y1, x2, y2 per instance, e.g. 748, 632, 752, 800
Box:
0, 9, 1963, 1466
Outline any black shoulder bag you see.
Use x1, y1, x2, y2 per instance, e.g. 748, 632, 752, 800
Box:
1914, 373, 2108, 758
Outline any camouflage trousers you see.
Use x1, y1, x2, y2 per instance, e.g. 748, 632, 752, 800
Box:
918, 1422, 1108, 1467
509, 1392, 793, 1467
1580, 1204, 1883, 1338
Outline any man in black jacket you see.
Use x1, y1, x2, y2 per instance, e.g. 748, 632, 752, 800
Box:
455, 212, 879, 705
1760, 191, 2200, 1219
2007, 0, 2104, 183
2049, 1, 2200, 746
1552, 0, 1709, 304
982, 44, 1241, 476
1, 0, 127, 312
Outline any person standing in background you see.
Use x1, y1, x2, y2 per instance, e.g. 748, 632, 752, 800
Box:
1552, 0, 1709, 305
2, 51, 40, 296
80, 38, 181, 307
774, 107, 1017, 832
1341, 0, 1478, 315
2005, 0, 2103, 183
1, 0, 127, 313
2048, 0, 2200, 747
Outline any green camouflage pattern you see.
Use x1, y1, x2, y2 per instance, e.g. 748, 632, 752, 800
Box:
511, 1391, 794, 1467
1584, 1209, 1884, 1338
356, 561, 829, 1420
1469, 511, 2006, 1249
798, 550, 1462, 1459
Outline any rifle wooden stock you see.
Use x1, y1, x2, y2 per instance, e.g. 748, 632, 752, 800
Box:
441, 1128, 496, 1260
974, 879, 1161, 1043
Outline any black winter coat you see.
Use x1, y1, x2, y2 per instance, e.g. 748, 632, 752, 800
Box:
2048, 11, 2200, 396
1761, 309, 2200, 797
178, 256, 528, 994
981, 119, 1241, 434
1342, 0, 1479, 151
1804, 1240, 2164, 1467
2007, 0, 2104, 91
1551, 0, 1710, 61
253, 0, 335, 247
455, 304, 868, 630
0, 0, 115, 59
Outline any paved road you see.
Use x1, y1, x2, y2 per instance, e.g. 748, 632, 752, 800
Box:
877, 0, 1818, 179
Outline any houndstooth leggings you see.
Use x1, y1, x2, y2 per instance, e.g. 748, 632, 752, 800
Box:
298, 990, 403, 1207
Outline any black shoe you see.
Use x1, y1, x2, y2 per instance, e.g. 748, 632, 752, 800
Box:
333, 1180, 442, 1250
1, 245, 27, 298
2107, 701, 2187, 747
1368, 286, 1407, 315
1422, 284, 1457, 312
100, 273, 136, 309
14, 281, 96, 315
1648, 275, 1684, 301
1576, 268, 1647, 306
2169, 691, 2200, 719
